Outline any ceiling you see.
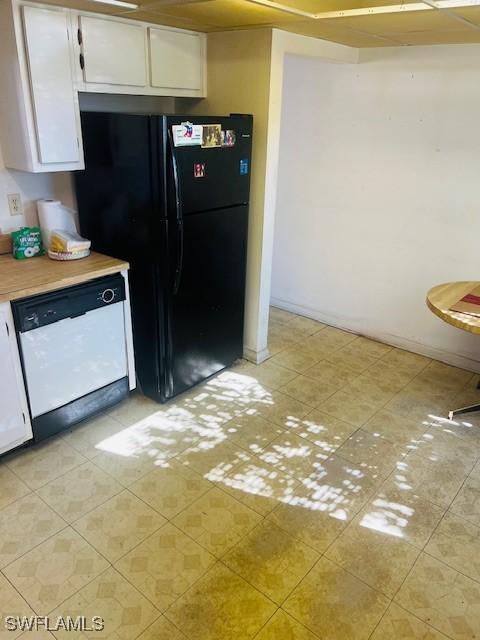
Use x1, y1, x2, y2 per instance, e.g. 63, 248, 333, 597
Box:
47, 0, 480, 46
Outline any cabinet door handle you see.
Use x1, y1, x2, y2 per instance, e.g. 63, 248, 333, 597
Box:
77, 28, 82, 45
79, 53, 85, 70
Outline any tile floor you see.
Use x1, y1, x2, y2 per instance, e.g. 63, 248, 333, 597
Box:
1, 307, 480, 639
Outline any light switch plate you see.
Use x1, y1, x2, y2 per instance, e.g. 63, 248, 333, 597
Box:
8, 193, 23, 216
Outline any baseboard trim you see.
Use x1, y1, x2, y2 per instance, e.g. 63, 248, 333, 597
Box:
243, 346, 270, 364
270, 296, 480, 373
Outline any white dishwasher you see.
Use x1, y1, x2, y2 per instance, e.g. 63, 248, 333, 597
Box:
13, 274, 129, 441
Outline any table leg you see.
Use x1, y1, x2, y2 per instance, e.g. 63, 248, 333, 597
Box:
449, 403, 480, 420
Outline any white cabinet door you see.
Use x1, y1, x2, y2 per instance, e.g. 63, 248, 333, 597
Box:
22, 5, 80, 165
149, 27, 203, 92
80, 16, 146, 87
0, 308, 31, 455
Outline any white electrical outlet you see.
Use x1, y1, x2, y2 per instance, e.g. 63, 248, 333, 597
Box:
7, 193, 23, 216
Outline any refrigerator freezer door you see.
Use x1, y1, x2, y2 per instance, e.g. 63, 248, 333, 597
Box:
167, 115, 252, 215
166, 204, 248, 398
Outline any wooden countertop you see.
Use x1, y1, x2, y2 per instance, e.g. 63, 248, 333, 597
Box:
427, 281, 480, 335
0, 251, 129, 303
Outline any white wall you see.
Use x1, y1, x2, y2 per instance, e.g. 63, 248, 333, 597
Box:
0, 145, 74, 232
271, 45, 480, 370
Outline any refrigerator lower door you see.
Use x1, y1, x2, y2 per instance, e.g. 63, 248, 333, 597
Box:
166, 204, 248, 399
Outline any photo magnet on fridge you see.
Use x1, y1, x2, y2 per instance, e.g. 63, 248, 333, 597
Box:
221, 130, 236, 147
201, 124, 222, 148
172, 122, 202, 147
194, 163, 206, 178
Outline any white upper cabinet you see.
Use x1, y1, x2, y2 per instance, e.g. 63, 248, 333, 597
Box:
0, 305, 32, 455
23, 6, 80, 164
0, 0, 83, 172
79, 16, 147, 87
149, 27, 204, 93
0, 0, 206, 172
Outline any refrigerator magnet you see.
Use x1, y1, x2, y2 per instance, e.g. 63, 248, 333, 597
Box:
239, 159, 249, 175
201, 124, 222, 148
172, 122, 202, 147
221, 130, 236, 147
194, 163, 206, 178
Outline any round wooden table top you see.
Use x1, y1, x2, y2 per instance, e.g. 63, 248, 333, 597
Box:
427, 281, 480, 335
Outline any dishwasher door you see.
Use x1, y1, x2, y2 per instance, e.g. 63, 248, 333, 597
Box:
20, 302, 128, 418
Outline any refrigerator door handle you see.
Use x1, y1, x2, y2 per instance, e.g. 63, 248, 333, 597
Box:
167, 130, 184, 296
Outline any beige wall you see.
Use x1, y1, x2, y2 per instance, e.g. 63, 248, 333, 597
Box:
189, 28, 357, 360
186, 28, 274, 360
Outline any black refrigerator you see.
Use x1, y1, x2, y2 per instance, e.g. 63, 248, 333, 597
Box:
75, 112, 253, 402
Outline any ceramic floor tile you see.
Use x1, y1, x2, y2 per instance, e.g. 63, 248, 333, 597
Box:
129, 459, 214, 519
409, 427, 479, 469
240, 360, 298, 390
219, 455, 300, 517
388, 453, 469, 508
255, 610, 319, 640
362, 360, 419, 393
5, 439, 87, 490
267, 497, 347, 554
223, 519, 319, 604
326, 343, 380, 374
279, 375, 339, 408
283, 556, 389, 640
91, 405, 203, 486
172, 487, 262, 556
36, 461, 122, 523
224, 413, 285, 455
108, 391, 163, 427
428, 414, 480, 448
347, 375, 399, 404
176, 440, 251, 483
115, 522, 215, 611
301, 454, 380, 522
450, 474, 480, 527
348, 336, 393, 359
50, 566, 159, 640
271, 349, 321, 374
413, 361, 474, 394
269, 306, 297, 325
165, 562, 276, 640
0, 494, 65, 569
380, 349, 431, 376
268, 327, 304, 355
325, 519, 420, 597
297, 334, 342, 360
293, 409, 357, 457
288, 315, 326, 335
61, 413, 125, 460
355, 487, 445, 549
318, 389, 383, 427
395, 552, 480, 640
363, 410, 428, 446
303, 359, 358, 387
308, 326, 357, 351
251, 390, 311, 430
0, 464, 30, 511
386, 389, 452, 424
137, 617, 188, 640
0, 573, 34, 640
258, 432, 329, 482
335, 429, 404, 481
371, 602, 450, 639
425, 511, 480, 582
4, 528, 109, 615
73, 490, 166, 562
